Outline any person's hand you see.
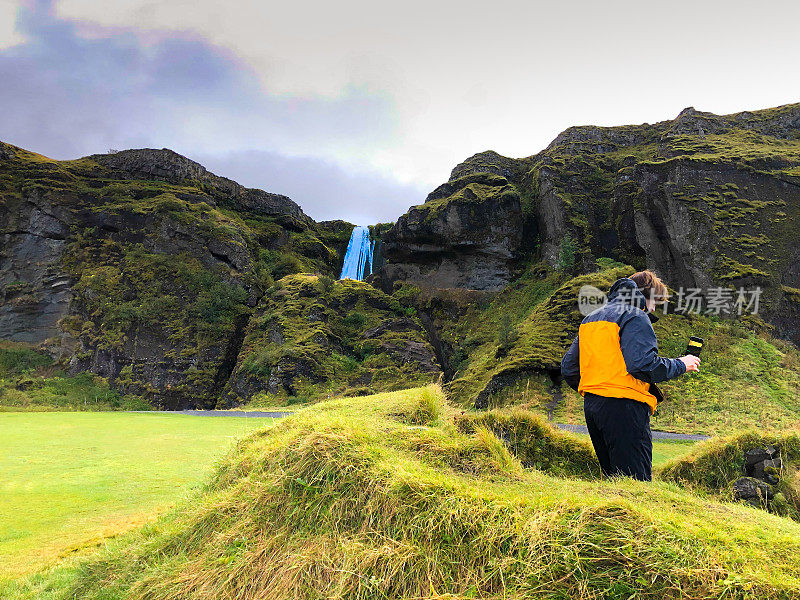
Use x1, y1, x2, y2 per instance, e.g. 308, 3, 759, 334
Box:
679, 355, 701, 372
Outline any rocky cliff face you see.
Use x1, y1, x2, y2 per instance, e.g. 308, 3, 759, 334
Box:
380, 103, 800, 346
379, 152, 530, 291
0, 144, 347, 408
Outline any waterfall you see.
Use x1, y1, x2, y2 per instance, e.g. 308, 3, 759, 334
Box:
339, 225, 373, 281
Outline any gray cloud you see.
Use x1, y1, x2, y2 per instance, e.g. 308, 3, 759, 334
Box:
195, 150, 427, 224
0, 0, 417, 223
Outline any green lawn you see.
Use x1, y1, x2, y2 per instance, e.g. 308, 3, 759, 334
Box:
0, 412, 276, 579
0, 410, 696, 582
652, 439, 696, 466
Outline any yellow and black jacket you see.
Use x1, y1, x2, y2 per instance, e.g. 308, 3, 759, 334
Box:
560, 278, 685, 414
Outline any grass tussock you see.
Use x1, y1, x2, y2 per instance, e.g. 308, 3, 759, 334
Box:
455, 408, 600, 478
658, 429, 800, 519
6, 386, 800, 600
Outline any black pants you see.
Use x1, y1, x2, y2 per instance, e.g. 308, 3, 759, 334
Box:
584, 393, 652, 481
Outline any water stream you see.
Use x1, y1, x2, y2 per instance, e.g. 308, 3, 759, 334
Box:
339, 225, 373, 280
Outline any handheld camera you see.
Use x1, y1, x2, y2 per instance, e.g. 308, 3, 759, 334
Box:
686, 336, 704, 357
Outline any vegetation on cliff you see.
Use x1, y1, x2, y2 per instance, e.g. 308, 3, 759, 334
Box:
0, 342, 149, 411
223, 273, 440, 405
3, 103, 800, 420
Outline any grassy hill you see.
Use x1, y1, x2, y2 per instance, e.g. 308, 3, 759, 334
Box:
5, 386, 800, 599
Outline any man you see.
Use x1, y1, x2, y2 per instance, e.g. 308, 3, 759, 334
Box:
560, 271, 700, 481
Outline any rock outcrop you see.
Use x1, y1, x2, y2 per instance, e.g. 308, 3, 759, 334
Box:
89, 148, 311, 228
733, 445, 787, 509
0, 143, 346, 408
380, 103, 800, 345
380, 152, 529, 291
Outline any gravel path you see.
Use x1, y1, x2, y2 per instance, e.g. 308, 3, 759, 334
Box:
160, 410, 710, 441
555, 423, 709, 441
134, 410, 294, 419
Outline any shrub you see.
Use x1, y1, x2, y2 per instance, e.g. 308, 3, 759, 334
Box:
557, 233, 578, 272
496, 313, 519, 350
343, 311, 367, 328
0, 344, 52, 376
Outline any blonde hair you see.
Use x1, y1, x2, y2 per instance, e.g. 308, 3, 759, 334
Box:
629, 270, 667, 301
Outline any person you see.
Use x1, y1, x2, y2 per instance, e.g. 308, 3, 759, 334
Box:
560, 271, 700, 481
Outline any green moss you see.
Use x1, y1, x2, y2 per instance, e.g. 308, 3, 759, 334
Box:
406, 172, 520, 224
782, 285, 800, 303
714, 257, 773, 282
228, 274, 439, 405
0, 143, 353, 408
0, 343, 150, 411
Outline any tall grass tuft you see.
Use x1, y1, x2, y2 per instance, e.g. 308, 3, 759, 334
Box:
658, 429, 800, 519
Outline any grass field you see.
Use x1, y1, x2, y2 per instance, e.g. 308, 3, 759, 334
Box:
0, 409, 695, 583
0, 412, 278, 579
6, 386, 798, 600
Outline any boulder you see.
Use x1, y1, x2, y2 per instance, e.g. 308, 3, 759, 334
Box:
744, 447, 773, 470
733, 477, 775, 507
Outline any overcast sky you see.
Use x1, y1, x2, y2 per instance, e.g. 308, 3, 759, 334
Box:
1, 0, 799, 223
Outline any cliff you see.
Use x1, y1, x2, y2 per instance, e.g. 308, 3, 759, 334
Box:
379, 103, 800, 346
0, 144, 358, 407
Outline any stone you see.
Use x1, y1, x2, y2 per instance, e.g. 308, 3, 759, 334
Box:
732, 477, 774, 506
380, 170, 526, 291
760, 458, 783, 485
744, 448, 772, 467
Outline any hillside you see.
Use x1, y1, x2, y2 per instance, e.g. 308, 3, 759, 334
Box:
2, 102, 800, 414
0, 144, 437, 408
5, 387, 800, 599
378, 103, 800, 344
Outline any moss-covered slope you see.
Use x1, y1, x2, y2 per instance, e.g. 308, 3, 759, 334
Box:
397, 260, 800, 435
221, 273, 441, 405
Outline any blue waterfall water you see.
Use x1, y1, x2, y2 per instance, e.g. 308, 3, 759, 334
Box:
339, 225, 373, 280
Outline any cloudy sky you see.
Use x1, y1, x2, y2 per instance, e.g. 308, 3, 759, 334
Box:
1, 0, 798, 223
